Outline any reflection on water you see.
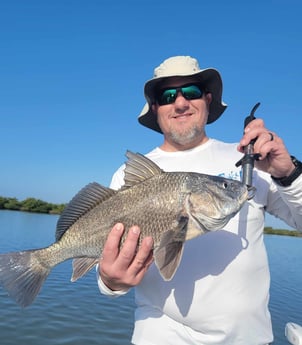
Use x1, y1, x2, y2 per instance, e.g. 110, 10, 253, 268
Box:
0, 210, 301, 344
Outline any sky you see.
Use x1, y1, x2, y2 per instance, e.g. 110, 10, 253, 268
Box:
1, 0, 301, 229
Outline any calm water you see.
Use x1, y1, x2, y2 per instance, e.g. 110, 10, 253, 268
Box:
0, 210, 301, 345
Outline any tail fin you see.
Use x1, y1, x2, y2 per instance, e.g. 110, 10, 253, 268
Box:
0, 250, 50, 307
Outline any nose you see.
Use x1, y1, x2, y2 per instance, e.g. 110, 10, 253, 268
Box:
174, 91, 190, 110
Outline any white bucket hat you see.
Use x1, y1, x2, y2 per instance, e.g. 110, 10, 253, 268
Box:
138, 56, 227, 133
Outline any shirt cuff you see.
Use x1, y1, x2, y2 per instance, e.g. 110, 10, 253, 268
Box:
96, 264, 129, 297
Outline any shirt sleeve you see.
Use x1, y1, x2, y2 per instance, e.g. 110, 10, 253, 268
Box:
96, 264, 129, 297
267, 174, 302, 231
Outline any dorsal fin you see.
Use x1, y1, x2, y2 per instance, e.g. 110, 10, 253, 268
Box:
55, 182, 116, 241
123, 151, 163, 188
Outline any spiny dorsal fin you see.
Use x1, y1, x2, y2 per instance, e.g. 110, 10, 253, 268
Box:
56, 182, 116, 241
123, 151, 163, 188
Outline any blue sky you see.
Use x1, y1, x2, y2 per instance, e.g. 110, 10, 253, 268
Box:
1, 0, 301, 229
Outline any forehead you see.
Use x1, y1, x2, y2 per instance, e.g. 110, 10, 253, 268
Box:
157, 76, 201, 89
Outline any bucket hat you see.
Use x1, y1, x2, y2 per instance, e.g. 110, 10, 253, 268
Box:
138, 56, 227, 133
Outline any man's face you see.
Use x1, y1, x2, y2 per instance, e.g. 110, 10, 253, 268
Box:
152, 77, 212, 151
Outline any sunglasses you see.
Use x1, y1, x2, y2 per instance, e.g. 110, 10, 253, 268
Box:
155, 84, 204, 106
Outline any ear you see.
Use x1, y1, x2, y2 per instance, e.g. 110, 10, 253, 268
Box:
205, 92, 212, 105
205, 93, 212, 114
151, 103, 158, 114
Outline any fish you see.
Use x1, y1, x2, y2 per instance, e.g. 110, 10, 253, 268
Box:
0, 151, 253, 307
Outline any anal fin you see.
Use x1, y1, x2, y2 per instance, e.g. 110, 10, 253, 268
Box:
71, 257, 99, 282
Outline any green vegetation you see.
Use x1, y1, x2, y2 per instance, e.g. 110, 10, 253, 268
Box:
0, 196, 66, 215
264, 226, 301, 237
0, 197, 301, 237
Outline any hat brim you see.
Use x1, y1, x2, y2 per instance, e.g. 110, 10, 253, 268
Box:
138, 68, 227, 133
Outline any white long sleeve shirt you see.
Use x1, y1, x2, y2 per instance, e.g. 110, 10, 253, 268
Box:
98, 139, 302, 345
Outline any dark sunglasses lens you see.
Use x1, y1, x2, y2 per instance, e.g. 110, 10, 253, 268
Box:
156, 84, 203, 105
182, 85, 203, 99
157, 89, 177, 105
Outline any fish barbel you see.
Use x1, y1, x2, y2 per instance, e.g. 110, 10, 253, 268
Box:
0, 151, 253, 307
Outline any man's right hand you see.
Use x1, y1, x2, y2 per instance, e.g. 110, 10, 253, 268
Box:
98, 223, 154, 292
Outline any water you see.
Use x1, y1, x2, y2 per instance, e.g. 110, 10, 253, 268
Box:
0, 210, 301, 344
266, 234, 302, 343
0, 210, 135, 345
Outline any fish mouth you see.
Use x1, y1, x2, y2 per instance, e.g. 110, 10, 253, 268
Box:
247, 186, 256, 200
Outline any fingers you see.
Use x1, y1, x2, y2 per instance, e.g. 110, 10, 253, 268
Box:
117, 226, 143, 270
99, 224, 153, 291
238, 119, 277, 158
253, 131, 277, 160
101, 223, 125, 264
128, 236, 154, 275
238, 118, 266, 150
237, 118, 294, 175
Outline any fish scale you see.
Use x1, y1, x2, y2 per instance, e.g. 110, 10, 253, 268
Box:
0, 151, 251, 307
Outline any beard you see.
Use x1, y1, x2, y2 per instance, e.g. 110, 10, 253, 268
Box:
166, 123, 205, 147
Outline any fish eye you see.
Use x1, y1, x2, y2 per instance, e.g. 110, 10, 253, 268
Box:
223, 182, 228, 189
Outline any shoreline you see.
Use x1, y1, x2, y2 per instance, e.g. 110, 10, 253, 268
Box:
0, 208, 300, 237
263, 227, 301, 237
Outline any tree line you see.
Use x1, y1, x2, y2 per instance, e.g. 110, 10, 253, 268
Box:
0, 196, 66, 215
0, 197, 301, 236
263, 226, 301, 237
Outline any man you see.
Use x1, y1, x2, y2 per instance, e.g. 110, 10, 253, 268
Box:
97, 56, 302, 344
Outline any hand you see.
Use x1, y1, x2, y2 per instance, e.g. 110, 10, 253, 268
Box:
238, 118, 295, 177
99, 223, 154, 291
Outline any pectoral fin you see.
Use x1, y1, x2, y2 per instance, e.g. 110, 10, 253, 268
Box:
71, 257, 99, 282
154, 215, 189, 281
154, 236, 184, 281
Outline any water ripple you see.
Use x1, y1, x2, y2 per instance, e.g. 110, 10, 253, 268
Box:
0, 212, 302, 344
